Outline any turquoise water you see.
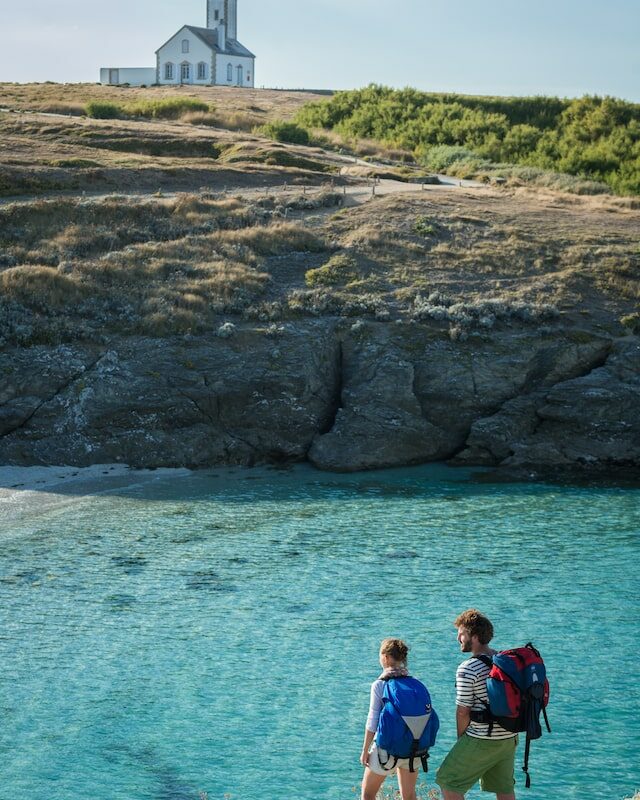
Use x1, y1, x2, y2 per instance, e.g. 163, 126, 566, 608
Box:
1, 464, 638, 800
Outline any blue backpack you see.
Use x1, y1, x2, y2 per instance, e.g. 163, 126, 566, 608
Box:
376, 676, 439, 773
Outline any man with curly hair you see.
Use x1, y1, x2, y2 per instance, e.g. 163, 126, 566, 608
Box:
435, 609, 518, 800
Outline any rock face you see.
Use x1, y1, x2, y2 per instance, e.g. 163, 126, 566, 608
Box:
0, 323, 340, 468
0, 321, 638, 474
456, 337, 640, 470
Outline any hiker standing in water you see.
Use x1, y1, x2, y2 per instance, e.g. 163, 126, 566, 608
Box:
360, 638, 439, 800
436, 610, 518, 800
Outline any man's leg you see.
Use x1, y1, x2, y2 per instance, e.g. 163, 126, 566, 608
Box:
435, 733, 478, 799
479, 736, 518, 800
441, 790, 465, 800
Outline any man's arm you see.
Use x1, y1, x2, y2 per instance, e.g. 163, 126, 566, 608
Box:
454, 664, 475, 737
456, 704, 471, 737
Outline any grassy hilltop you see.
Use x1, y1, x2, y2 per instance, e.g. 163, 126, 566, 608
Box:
0, 83, 638, 348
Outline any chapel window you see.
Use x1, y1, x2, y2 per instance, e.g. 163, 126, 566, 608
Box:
164, 63, 174, 80
227, 63, 233, 81
182, 39, 190, 53
198, 62, 207, 80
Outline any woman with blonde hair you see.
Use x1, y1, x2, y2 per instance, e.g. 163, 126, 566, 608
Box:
360, 637, 439, 800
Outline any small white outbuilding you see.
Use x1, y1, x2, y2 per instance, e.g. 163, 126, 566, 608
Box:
99, 68, 157, 87
100, 0, 255, 88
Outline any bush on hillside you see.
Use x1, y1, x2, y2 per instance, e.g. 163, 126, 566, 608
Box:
256, 121, 310, 145
296, 85, 640, 195
86, 101, 121, 119
126, 98, 210, 119
305, 253, 359, 287
85, 98, 210, 121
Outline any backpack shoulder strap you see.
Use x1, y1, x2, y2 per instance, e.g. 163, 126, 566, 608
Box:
475, 654, 493, 668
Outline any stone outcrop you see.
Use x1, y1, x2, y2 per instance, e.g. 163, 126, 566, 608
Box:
0, 323, 340, 468
0, 321, 638, 475
456, 337, 640, 470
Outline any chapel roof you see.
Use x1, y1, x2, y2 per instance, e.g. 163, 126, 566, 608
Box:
156, 25, 255, 58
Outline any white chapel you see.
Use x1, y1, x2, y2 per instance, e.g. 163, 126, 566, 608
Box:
100, 0, 255, 88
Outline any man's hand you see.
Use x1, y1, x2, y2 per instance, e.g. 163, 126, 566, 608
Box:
456, 705, 472, 737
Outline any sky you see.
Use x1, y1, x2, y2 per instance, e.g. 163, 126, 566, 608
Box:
1, 0, 639, 101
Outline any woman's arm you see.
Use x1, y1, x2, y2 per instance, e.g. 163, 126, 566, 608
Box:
360, 728, 375, 766
361, 680, 383, 766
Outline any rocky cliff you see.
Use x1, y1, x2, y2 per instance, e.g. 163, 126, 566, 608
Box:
1, 321, 638, 475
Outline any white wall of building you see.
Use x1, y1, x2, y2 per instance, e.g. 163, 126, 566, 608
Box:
215, 54, 254, 87
157, 28, 215, 85
100, 67, 156, 86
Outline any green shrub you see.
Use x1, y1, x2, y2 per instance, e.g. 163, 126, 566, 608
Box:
85, 101, 121, 119
620, 313, 640, 333
50, 158, 102, 168
126, 98, 210, 120
415, 144, 489, 173
414, 216, 436, 237
85, 98, 210, 122
296, 85, 640, 195
256, 121, 310, 145
305, 254, 358, 287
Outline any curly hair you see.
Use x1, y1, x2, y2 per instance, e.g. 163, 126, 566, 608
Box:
454, 609, 494, 644
380, 637, 410, 664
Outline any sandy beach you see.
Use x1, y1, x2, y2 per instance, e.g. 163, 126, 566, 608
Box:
0, 464, 191, 526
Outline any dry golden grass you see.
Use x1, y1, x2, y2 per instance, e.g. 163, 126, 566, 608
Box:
0, 190, 339, 343
0, 84, 638, 346
0, 83, 324, 121
0, 109, 342, 197
309, 127, 415, 163
33, 101, 86, 116
0, 265, 87, 307
2, 183, 639, 345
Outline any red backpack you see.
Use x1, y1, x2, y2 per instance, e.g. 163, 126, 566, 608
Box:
472, 643, 551, 788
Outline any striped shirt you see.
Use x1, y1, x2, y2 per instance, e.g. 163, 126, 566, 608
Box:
456, 656, 517, 740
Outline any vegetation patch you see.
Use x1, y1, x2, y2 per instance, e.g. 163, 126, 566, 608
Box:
218, 144, 333, 173
414, 216, 437, 237
621, 313, 640, 333
85, 101, 121, 120
0, 194, 331, 345
256, 121, 310, 145
305, 253, 359, 287
297, 86, 640, 195
79, 131, 222, 159
49, 158, 103, 168
85, 97, 211, 121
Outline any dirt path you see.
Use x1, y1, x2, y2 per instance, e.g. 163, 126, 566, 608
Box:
0, 174, 486, 208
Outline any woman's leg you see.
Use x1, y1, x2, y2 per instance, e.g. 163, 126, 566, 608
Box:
397, 766, 419, 800
361, 767, 386, 800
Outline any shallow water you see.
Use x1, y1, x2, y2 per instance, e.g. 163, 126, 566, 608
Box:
0, 464, 638, 800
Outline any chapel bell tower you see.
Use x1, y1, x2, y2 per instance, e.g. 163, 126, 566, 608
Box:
207, 0, 238, 42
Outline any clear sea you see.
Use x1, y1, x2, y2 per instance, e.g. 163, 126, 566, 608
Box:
0, 464, 638, 800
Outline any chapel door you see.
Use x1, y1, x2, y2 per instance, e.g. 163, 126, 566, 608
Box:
236, 65, 243, 86
109, 69, 119, 85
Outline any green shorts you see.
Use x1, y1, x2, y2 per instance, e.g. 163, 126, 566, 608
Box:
435, 734, 518, 795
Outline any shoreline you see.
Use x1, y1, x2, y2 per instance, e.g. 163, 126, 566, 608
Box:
2, 459, 639, 529
0, 463, 192, 525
